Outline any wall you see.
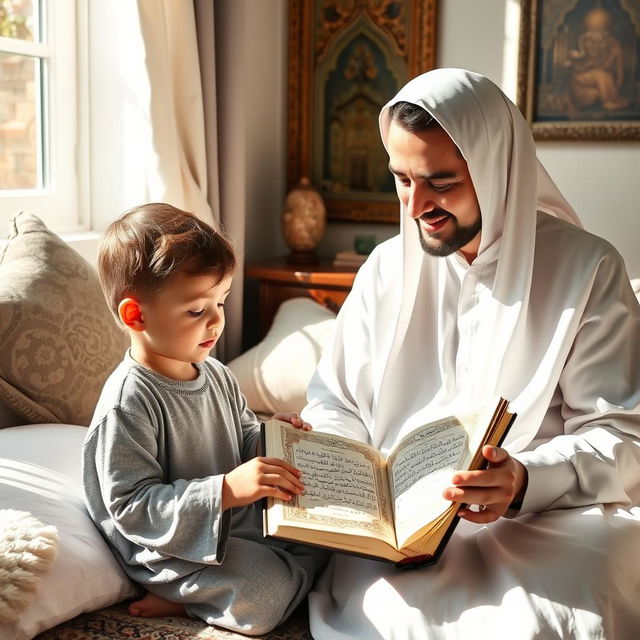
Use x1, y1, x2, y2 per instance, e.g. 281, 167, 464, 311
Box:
238, 0, 640, 278
214, 0, 289, 263
213, 0, 290, 349
438, 0, 640, 277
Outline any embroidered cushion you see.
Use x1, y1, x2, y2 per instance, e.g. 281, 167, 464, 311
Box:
0, 213, 127, 426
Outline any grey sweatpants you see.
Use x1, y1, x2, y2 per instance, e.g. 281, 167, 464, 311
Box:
147, 536, 329, 636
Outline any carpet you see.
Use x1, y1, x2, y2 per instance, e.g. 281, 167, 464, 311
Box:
36, 601, 313, 640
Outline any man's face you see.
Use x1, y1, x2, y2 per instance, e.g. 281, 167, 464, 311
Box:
387, 120, 481, 262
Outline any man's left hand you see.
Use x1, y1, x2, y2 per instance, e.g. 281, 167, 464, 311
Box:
443, 446, 528, 523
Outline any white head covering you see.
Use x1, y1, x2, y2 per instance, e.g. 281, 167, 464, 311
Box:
371, 69, 582, 446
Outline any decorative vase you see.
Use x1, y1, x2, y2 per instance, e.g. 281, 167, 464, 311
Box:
282, 177, 326, 264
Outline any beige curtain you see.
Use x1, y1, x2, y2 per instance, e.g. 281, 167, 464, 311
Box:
136, 0, 243, 362
135, 0, 213, 225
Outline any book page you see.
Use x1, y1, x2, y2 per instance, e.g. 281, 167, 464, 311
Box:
264, 422, 396, 545
294, 439, 380, 520
388, 415, 478, 548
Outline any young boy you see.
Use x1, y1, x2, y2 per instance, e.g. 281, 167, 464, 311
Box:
82, 203, 329, 634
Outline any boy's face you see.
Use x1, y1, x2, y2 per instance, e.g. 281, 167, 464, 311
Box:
131, 271, 233, 380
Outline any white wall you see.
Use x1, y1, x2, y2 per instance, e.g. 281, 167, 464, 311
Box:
215, 0, 289, 262
240, 0, 640, 277
537, 142, 640, 275
438, 0, 640, 277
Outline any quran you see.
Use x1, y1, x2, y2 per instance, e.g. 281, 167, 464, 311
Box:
262, 398, 515, 567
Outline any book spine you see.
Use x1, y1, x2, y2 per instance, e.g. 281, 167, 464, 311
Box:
260, 422, 269, 536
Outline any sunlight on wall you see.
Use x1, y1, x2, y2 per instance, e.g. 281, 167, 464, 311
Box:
502, 0, 521, 101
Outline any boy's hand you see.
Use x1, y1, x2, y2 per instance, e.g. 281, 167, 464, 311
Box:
222, 457, 305, 510
442, 446, 528, 523
272, 411, 312, 431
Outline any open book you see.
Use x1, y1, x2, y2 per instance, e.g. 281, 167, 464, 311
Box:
262, 398, 515, 567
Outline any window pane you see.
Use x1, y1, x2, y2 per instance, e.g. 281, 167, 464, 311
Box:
0, 0, 37, 42
0, 52, 41, 189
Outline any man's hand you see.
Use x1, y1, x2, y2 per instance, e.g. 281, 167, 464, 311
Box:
442, 446, 528, 523
222, 457, 304, 511
272, 411, 312, 431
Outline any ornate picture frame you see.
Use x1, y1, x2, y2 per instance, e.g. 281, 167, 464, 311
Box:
287, 0, 438, 224
517, 0, 640, 140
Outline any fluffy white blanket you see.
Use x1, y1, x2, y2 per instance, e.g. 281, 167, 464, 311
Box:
0, 509, 59, 623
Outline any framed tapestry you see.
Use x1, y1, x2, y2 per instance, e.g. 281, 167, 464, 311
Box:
288, 0, 438, 224
517, 0, 640, 140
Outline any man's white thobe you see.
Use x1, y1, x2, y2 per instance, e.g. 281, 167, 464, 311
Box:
302, 69, 640, 639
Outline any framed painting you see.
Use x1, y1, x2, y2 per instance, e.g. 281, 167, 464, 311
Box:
287, 0, 438, 224
517, 0, 640, 140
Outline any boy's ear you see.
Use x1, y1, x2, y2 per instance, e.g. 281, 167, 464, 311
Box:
118, 298, 144, 331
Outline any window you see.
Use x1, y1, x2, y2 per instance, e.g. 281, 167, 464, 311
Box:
0, 0, 84, 234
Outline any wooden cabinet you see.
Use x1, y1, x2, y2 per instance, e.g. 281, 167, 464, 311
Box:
245, 257, 358, 338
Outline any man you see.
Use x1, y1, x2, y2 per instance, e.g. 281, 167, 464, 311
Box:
302, 69, 640, 638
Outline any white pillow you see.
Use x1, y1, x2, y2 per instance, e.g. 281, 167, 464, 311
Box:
0, 424, 136, 640
631, 278, 640, 304
228, 298, 337, 415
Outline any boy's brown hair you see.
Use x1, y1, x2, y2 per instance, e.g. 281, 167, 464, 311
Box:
98, 203, 236, 323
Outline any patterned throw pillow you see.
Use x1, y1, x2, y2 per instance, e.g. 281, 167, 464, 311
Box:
0, 212, 128, 426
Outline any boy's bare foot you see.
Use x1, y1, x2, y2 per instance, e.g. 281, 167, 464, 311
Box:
128, 592, 186, 618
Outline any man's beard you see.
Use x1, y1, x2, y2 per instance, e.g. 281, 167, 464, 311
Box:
415, 212, 482, 257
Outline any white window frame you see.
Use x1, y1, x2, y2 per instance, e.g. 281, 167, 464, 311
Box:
0, 0, 87, 235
